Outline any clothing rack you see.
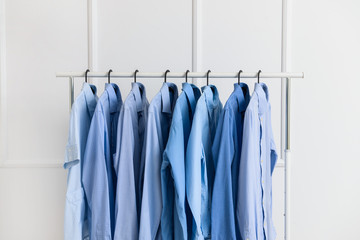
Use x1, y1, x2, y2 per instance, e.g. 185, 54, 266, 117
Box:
56, 70, 303, 113
56, 70, 304, 240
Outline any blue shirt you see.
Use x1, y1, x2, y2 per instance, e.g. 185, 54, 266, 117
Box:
64, 83, 97, 240
139, 82, 178, 240
161, 83, 201, 240
238, 83, 278, 240
114, 82, 149, 240
82, 83, 122, 240
186, 85, 222, 240
211, 83, 250, 240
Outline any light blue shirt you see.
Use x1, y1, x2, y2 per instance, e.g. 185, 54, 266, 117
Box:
211, 83, 250, 240
186, 85, 222, 240
64, 83, 97, 240
82, 83, 122, 240
114, 82, 149, 240
139, 82, 178, 240
161, 83, 201, 240
238, 83, 278, 240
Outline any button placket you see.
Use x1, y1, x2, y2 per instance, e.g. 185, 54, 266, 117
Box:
259, 116, 268, 238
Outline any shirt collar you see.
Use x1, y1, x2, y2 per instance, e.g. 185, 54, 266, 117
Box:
82, 82, 98, 116
105, 83, 122, 113
234, 83, 250, 112
182, 82, 201, 116
201, 85, 220, 109
131, 82, 147, 112
160, 82, 178, 114
254, 82, 270, 116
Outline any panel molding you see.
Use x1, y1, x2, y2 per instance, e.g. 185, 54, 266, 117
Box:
0, 0, 8, 166
192, 0, 202, 86
0, 161, 63, 168
87, 0, 97, 72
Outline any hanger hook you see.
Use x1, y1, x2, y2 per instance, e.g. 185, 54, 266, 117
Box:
134, 69, 139, 83
257, 70, 261, 84
238, 70, 243, 84
108, 69, 112, 84
185, 70, 190, 83
164, 70, 170, 83
206, 70, 211, 86
85, 69, 90, 83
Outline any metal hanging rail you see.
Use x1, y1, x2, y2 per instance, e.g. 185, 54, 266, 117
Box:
56, 71, 304, 79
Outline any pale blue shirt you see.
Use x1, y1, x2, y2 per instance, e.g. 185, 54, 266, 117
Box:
139, 82, 178, 240
186, 85, 222, 240
161, 83, 201, 240
211, 83, 250, 240
64, 83, 97, 240
82, 83, 122, 240
114, 82, 149, 240
238, 83, 278, 240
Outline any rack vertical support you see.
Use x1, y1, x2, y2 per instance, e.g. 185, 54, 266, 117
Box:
69, 77, 74, 111
284, 77, 291, 240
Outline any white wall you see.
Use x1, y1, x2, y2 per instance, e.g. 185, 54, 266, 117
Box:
291, 0, 360, 238
0, 0, 359, 239
0, 0, 87, 239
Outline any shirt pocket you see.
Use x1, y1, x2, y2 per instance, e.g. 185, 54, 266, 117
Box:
95, 235, 111, 240
66, 188, 84, 204
96, 224, 111, 240
64, 188, 86, 234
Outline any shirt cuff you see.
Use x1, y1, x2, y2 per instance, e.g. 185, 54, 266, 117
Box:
64, 144, 80, 169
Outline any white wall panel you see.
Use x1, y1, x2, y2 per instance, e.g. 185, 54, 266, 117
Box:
291, 0, 360, 239
96, 0, 192, 100
0, 168, 66, 240
4, 0, 87, 164
201, 0, 282, 164
0, 0, 87, 239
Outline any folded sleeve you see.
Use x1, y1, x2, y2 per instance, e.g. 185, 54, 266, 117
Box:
64, 105, 80, 169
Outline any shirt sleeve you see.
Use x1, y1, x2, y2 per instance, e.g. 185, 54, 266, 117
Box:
160, 152, 175, 239
139, 110, 163, 240
82, 109, 112, 239
270, 138, 278, 175
161, 114, 187, 240
269, 110, 278, 174
238, 109, 257, 240
64, 101, 87, 240
211, 110, 236, 240
185, 105, 208, 239
114, 107, 138, 240
64, 104, 80, 169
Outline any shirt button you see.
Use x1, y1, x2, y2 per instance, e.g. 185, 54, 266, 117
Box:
261, 159, 263, 163
262, 180, 264, 184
